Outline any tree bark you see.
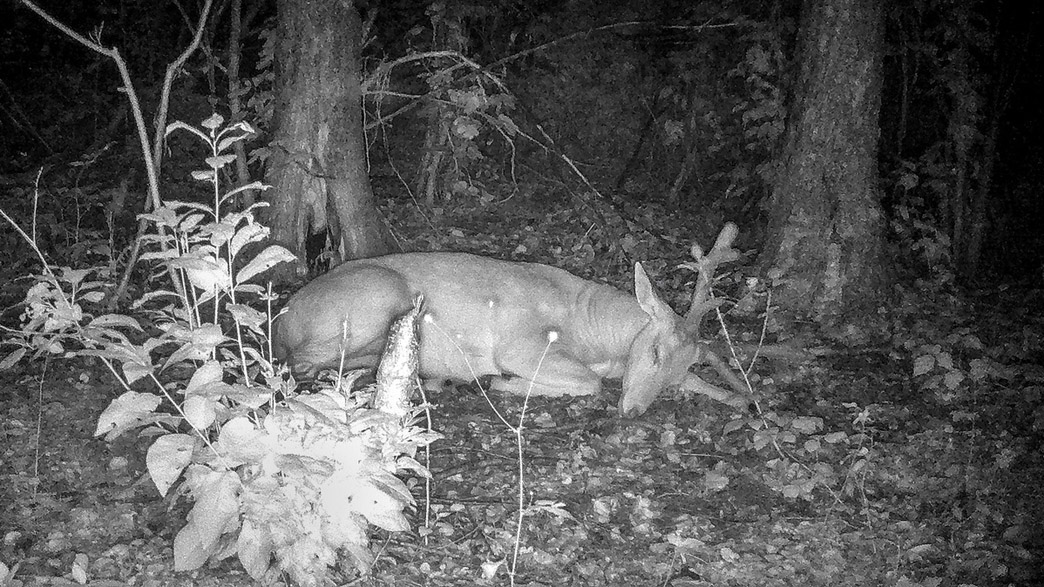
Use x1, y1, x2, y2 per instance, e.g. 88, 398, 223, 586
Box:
226, 0, 255, 208
266, 0, 389, 276
760, 0, 887, 321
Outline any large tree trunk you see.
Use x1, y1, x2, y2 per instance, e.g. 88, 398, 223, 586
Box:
266, 0, 388, 276
759, 0, 886, 321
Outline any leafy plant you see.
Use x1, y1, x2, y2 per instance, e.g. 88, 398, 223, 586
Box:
402, 47, 519, 204
1, 115, 440, 585
725, 37, 788, 205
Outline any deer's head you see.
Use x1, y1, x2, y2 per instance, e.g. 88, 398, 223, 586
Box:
618, 224, 747, 417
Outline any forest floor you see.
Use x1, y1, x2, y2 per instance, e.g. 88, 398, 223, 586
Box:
1, 176, 1043, 587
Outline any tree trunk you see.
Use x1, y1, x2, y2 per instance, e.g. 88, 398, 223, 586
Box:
226, 0, 256, 208
759, 0, 887, 321
266, 0, 389, 276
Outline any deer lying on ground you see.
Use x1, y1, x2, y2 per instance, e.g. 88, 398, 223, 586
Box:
273, 224, 750, 416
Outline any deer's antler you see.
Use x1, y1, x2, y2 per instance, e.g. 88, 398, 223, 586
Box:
679, 223, 750, 407
683, 222, 740, 329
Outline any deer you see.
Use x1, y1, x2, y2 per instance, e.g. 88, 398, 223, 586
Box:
272, 223, 750, 416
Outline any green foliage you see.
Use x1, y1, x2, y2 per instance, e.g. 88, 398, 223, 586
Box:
725, 37, 787, 203
882, 0, 994, 273
888, 185, 955, 280
891, 281, 996, 404
1, 115, 440, 585
243, 26, 277, 167
415, 68, 519, 201
0, 266, 115, 368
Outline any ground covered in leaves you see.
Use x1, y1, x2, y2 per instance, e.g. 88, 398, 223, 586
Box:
2, 195, 1044, 587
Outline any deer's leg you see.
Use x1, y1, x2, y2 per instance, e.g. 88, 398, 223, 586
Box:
490, 338, 603, 396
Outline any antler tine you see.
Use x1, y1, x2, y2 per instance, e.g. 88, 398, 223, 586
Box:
685, 223, 740, 324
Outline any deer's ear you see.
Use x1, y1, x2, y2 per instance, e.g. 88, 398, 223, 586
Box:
633, 263, 674, 321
